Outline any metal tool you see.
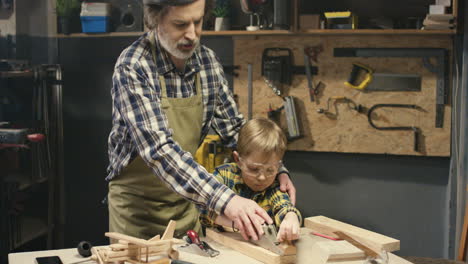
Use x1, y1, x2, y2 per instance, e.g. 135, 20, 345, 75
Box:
251, 224, 284, 255
247, 63, 253, 120
345, 63, 374, 90
334, 47, 448, 128
317, 96, 366, 118
284, 96, 302, 140
180, 229, 220, 257
367, 104, 423, 152
304, 51, 316, 102
367, 73, 422, 91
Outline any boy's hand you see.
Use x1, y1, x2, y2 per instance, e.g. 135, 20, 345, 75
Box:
277, 212, 300, 242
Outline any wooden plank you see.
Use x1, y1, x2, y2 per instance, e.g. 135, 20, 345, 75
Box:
110, 243, 128, 250
149, 235, 161, 242
161, 220, 176, 240
310, 240, 365, 264
304, 216, 400, 253
105, 232, 164, 247
104, 245, 169, 258
206, 229, 296, 264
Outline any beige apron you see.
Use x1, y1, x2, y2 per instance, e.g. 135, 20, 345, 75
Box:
108, 32, 203, 239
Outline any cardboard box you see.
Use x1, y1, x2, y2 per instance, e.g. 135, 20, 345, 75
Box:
429, 5, 447, 14
435, 0, 451, 7
299, 14, 321, 30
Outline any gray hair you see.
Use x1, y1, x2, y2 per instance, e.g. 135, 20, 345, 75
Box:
144, 0, 214, 30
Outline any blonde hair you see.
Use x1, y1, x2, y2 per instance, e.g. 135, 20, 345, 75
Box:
237, 118, 287, 158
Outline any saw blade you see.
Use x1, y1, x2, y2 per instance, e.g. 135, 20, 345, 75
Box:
251, 224, 284, 255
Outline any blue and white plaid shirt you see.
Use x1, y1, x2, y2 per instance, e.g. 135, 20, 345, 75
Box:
107, 32, 244, 214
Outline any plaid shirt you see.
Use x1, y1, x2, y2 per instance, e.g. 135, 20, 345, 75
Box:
107, 32, 245, 214
200, 163, 302, 228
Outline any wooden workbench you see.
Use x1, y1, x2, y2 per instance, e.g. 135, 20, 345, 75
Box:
9, 228, 414, 264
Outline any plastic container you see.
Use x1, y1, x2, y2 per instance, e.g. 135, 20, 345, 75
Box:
80, 2, 111, 33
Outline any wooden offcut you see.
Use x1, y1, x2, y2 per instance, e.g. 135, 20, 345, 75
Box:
304, 216, 400, 253
233, 34, 452, 156
205, 229, 296, 264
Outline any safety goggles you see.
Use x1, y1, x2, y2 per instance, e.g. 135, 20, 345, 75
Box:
238, 157, 282, 178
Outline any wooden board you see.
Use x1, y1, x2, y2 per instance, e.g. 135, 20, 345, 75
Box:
233, 34, 452, 156
304, 216, 400, 253
311, 240, 366, 263
205, 229, 296, 264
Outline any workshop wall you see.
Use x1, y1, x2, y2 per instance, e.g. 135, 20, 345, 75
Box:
57, 35, 452, 259
234, 35, 452, 156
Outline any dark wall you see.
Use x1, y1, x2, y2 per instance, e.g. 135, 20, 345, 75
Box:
285, 151, 450, 257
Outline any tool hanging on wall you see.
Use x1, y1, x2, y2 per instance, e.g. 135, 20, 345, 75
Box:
334, 48, 448, 128
304, 45, 324, 102
317, 96, 366, 119
367, 104, 423, 152
345, 63, 374, 90
262, 47, 317, 97
267, 97, 302, 141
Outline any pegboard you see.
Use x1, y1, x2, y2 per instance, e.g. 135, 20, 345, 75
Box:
233, 35, 452, 156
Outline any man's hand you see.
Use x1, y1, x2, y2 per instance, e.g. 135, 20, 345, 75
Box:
278, 173, 296, 205
224, 195, 273, 241
277, 212, 300, 242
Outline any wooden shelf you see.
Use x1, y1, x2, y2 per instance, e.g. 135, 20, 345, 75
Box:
0, 71, 34, 78
55, 29, 456, 38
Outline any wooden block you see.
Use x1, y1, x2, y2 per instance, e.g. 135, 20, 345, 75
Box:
161, 220, 176, 240
149, 234, 161, 242
104, 245, 170, 258
309, 240, 366, 264
106, 232, 155, 247
304, 216, 400, 253
110, 243, 128, 250
206, 229, 296, 264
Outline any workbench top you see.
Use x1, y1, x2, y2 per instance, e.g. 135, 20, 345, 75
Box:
9, 229, 415, 264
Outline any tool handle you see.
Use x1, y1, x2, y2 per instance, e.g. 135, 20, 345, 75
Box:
27, 133, 45, 142
187, 229, 201, 245
413, 128, 420, 152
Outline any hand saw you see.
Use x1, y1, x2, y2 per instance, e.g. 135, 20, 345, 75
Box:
251, 224, 284, 255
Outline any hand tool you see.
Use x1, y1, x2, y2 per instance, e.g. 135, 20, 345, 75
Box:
284, 96, 301, 140
366, 73, 422, 92
250, 224, 285, 255
317, 96, 366, 118
345, 63, 374, 90
367, 104, 423, 152
304, 51, 316, 102
334, 231, 389, 264
334, 47, 448, 128
179, 229, 220, 257
248, 63, 253, 119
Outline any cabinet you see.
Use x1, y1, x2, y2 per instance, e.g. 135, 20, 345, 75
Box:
0, 61, 64, 262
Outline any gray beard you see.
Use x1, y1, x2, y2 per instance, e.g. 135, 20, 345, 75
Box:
157, 29, 199, 60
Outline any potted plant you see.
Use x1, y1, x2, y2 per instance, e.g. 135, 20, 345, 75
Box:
56, 0, 81, 34
213, 0, 230, 31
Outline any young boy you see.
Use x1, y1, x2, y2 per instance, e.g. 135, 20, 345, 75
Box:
199, 118, 302, 242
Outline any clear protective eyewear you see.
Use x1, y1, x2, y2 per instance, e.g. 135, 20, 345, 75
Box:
238, 157, 282, 178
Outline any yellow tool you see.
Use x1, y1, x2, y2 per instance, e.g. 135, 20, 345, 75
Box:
194, 135, 231, 173
344, 63, 373, 90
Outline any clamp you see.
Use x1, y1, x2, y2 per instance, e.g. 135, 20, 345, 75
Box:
367, 104, 423, 152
